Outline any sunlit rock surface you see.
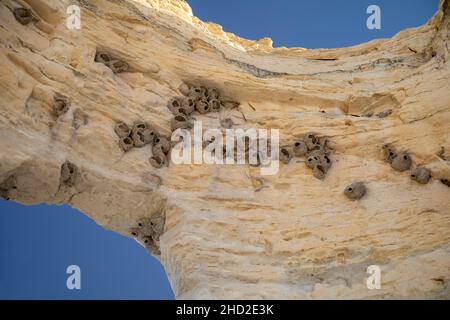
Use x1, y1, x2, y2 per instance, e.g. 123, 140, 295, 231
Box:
0, 0, 449, 299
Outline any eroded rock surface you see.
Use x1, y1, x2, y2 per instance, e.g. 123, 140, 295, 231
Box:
1, 0, 450, 299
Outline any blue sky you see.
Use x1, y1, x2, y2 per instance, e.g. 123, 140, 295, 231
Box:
0, 0, 438, 299
0, 202, 173, 299
188, 0, 438, 48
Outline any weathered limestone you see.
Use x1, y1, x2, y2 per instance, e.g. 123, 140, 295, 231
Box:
0, 0, 450, 299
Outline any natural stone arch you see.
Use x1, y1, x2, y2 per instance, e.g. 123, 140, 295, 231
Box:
0, 0, 449, 299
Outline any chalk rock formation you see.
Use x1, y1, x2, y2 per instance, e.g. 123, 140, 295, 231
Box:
1, 0, 450, 299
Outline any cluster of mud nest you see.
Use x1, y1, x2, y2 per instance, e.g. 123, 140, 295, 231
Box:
383, 144, 432, 184
343, 144, 434, 201
113, 120, 171, 168
282, 133, 334, 180
167, 84, 239, 132
130, 215, 165, 255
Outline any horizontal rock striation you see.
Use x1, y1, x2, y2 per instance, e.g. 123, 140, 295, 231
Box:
0, 0, 449, 299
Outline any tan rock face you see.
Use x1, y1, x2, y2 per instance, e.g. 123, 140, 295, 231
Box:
1, 0, 450, 299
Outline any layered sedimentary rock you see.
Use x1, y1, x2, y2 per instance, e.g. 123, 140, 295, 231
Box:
1, 0, 450, 299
